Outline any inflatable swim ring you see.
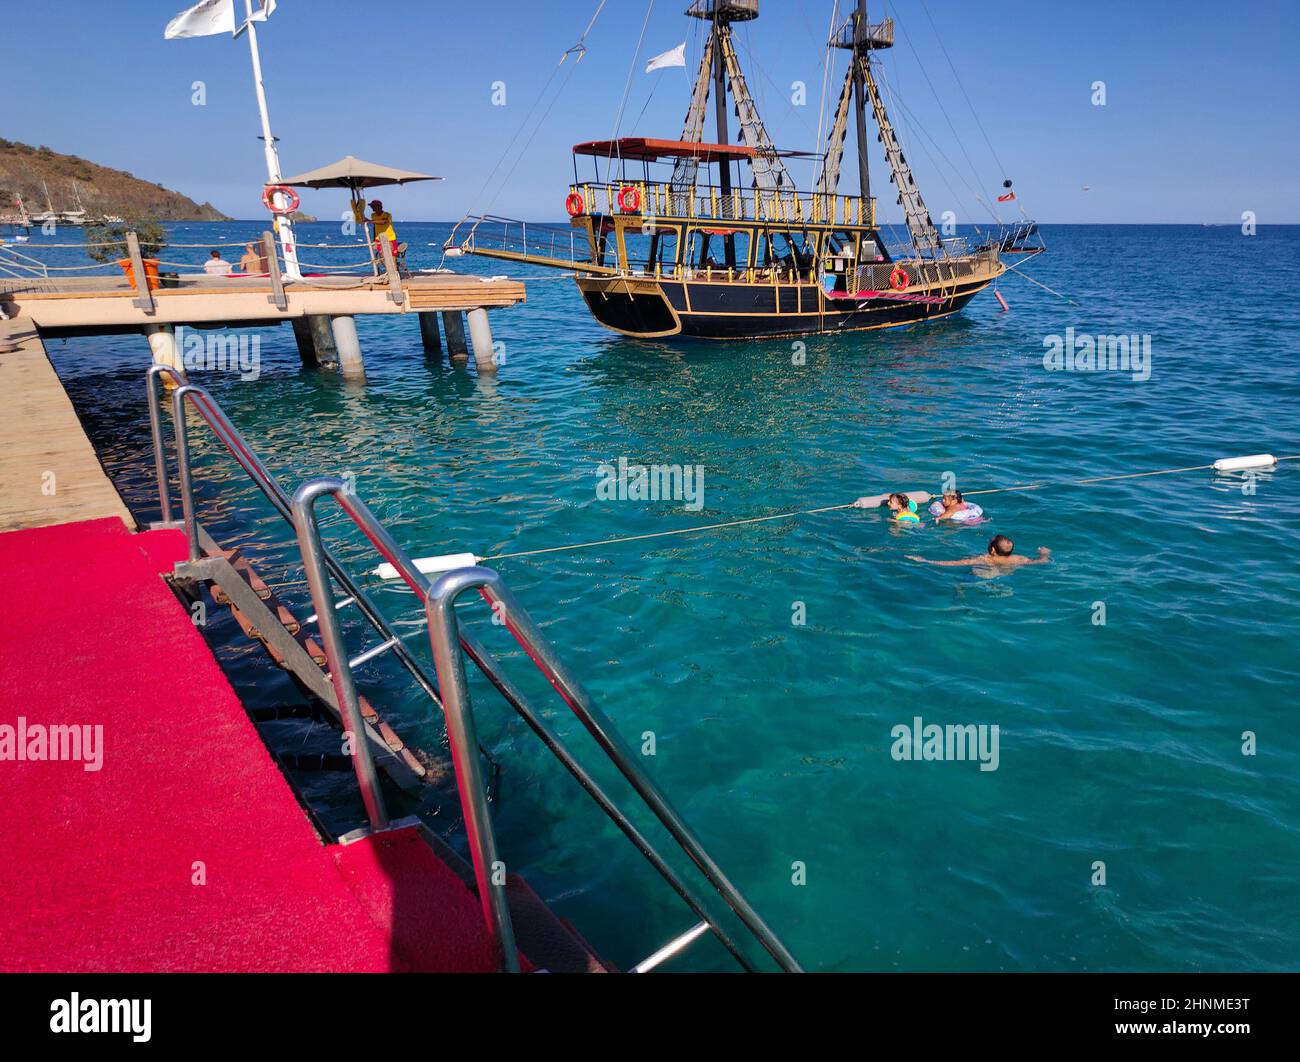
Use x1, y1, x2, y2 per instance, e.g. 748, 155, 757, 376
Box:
929, 501, 984, 523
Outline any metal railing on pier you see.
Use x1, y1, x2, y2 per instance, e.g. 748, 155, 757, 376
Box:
145, 369, 802, 974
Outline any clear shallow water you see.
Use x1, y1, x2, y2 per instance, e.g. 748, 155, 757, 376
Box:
41, 221, 1300, 972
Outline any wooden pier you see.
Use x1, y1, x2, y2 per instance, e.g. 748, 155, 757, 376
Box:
1, 225, 525, 376
0, 319, 133, 533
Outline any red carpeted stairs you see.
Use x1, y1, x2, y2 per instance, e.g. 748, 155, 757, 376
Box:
0, 517, 510, 972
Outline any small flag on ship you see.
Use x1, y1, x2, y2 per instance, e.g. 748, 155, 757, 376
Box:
997, 191, 1016, 202
646, 42, 688, 73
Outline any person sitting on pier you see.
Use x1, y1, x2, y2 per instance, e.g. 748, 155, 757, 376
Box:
203, 249, 233, 276
238, 242, 266, 275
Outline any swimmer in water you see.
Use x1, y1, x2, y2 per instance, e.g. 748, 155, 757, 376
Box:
907, 534, 1051, 568
886, 492, 923, 524
932, 489, 976, 521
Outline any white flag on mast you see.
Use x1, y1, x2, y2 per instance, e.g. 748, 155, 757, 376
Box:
164, 0, 236, 39
645, 42, 687, 73
247, 0, 277, 23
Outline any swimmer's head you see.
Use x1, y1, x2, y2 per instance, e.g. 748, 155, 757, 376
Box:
887, 492, 910, 511
989, 535, 1014, 557
943, 490, 964, 506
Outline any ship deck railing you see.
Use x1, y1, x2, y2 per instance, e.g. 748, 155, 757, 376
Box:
147, 368, 801, 973
449, 214, 597, 269
570, 181, 876, 228
604, 243, 998, 287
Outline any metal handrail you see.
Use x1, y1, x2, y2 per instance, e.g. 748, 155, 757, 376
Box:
0, 243, 50, 278
145, 368, 801, 972
144, 366, 471, 769
292, 474, 803, 973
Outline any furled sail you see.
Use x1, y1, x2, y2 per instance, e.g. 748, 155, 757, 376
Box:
719, 29, 793, 206
816, 63, 855, 196
670, 33, 716, 213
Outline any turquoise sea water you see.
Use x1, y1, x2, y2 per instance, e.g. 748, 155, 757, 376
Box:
40, 221, 1300, 972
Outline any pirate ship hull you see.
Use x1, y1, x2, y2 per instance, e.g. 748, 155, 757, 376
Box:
575, 271, 999, 340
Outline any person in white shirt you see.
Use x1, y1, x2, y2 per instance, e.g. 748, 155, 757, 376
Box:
203, 250, 233, 276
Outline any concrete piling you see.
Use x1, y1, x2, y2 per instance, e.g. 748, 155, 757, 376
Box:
418, 312, 443, 358
308, 314, 339, 366
330, 315, 365, 377
291, 317, 318, 365
466, 307, 497, 372
143, 324, 184, 386
441, 311, 469, 364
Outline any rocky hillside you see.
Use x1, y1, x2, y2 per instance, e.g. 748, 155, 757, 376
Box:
0, 140, 230, 221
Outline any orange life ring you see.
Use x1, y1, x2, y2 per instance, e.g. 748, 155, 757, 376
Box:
565, 191, 585, 217
890, 266, 909, 291
617, 186, 641, 213
262, 184, 300, 215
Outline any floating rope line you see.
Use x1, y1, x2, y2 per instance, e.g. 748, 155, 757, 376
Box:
474, 456, 1300, 565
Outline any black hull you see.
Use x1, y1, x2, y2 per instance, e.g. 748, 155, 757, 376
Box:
577, 276, 996, 340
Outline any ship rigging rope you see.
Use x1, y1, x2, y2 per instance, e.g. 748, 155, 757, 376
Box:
811, 0, 842, 189
477, 458, 1300, 564
605, 0, 656, 159
469, 0, 608, 219
918, 0, 1009, 187
891, 11, 1000, 226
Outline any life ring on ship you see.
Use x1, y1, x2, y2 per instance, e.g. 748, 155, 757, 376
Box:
565, 191, 585, 217
262, 184, 300, 215
889, 266, 910, 291
617, 186, 641, 213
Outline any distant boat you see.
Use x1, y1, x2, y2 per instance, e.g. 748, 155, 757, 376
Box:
449, 0, 1038, 340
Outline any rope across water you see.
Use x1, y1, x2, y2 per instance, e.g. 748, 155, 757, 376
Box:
478, 456, 1300, 564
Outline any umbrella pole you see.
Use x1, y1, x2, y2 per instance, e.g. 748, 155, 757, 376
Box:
352, 188, 377, 276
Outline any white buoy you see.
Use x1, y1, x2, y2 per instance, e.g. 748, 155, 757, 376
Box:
1213, 454, 1276, 473
373, 552, 480, 581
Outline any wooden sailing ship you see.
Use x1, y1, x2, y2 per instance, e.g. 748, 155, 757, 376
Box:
449, 0, 1033, 341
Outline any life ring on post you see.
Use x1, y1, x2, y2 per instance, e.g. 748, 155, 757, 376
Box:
565, 191, 585, 217
889, 266, 910, 291
262, 184, 300, 215
617, 185, 641, 213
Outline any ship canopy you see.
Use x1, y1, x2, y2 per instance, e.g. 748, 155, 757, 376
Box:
574, 138, 759, 164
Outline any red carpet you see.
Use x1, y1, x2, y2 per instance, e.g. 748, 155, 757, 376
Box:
0, 517, 505, 972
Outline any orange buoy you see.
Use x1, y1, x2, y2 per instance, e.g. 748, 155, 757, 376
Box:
617, 186, 641, 213
889, 266, 909, 291
565, 191, 585, 217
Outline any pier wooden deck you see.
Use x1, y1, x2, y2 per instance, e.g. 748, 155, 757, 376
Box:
0, 270, 525, 335
0, 318, 133, 533
0, 518, 514, 972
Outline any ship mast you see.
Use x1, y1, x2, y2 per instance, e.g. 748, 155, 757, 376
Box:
826, 5, 944, 256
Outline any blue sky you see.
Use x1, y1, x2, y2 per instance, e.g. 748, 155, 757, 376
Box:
2, 0, 1297, 224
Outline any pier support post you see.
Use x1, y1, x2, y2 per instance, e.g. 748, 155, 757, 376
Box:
308, 314, 338, 366
466, 307, 497, 373
144, 324, 184, 387
418, 312, 443, 358
330, 315, 365, 377
441, 311, 469, 364
291, 317, 318, 366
